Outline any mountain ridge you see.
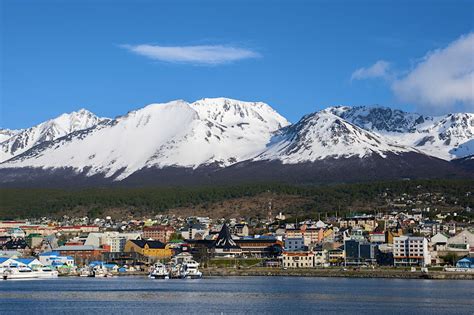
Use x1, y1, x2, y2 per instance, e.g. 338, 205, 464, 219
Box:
0, 98, 472, 186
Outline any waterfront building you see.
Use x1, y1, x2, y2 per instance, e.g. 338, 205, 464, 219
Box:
327, 246, 345, 265
213, 224, 242, 257
282, 251, 315, 268
55, 245, 104, 265
448, 230, 474, 250
393, 236, 430, 266
236, 237, 282, 258
344, 239, 376, 265
124, 239, 173, 260
38, 251, 75, 267
312, 245, 328, 266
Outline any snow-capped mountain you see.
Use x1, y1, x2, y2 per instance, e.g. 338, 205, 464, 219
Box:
0, 129, 21, 143
0, 99, 472, 187
0, 109, 106, 163
2, 98, 289, 180
255, 110, 415, 163
328, 106, 474, 160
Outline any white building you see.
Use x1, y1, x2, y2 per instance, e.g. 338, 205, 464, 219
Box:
282, 251, 315, 268
393, 236, 430, 266
84, 232, 141, 252
38, 251, 74, 267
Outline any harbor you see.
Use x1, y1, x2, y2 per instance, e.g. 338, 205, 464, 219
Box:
1, 276, 474, 315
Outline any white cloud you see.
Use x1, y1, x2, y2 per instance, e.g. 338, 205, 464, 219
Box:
391, 33, 474, 113
121, 44, 260, 65
351, 60, 391, 81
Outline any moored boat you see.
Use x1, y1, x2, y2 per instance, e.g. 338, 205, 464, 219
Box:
2, 266, 58, 280
182, 260, 202, 279
149, 262, 169, 279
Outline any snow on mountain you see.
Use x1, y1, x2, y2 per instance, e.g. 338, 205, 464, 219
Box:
0, 109, 106, 163
255, 110, 415, 164
2, 98, 289, 180
328, 106, 474, 160
0, 129, 21, 144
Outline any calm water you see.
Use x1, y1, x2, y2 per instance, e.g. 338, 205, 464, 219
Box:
0, 276, 473, 314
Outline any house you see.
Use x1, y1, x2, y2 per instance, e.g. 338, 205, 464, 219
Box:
124, 239, 173, 260
231, 223, 249, 237
456, 257, 474, 269
181, 223, 209, 240
2, 238, 30, 255
393, 236, 430, 267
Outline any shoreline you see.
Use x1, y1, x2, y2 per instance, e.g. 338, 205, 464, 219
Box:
200, 267, 474, 280
71, 268, 474, 280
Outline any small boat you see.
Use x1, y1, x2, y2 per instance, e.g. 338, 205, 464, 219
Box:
169, 264, 183, 279
149, 262, 169, 279
91, 265, 113, 278
79, 267, 93, 277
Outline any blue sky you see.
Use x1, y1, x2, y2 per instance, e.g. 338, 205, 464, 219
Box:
1, 0, 473, 129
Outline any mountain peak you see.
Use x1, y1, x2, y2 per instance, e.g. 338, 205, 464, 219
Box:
255, 109, 413, 164
0, 109, 106, 163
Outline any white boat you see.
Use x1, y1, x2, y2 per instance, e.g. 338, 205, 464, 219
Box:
182, 260, 202, 279
79, 267, 93, 277
169, 264, 183, 279
2, 266, 58, 280
91, 265, 113, 278
35, 267, 59, 278
149, 262, 169, 279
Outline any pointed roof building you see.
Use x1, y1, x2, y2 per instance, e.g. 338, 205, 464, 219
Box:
214, 224, 240, 249
213, 224, 241, 257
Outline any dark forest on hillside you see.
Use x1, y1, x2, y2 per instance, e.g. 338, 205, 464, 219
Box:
0, 179, 472, 220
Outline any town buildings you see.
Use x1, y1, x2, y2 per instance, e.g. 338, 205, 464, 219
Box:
393, 236, 430, 266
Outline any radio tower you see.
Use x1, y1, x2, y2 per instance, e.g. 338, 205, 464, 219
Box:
267, 199, 273, 222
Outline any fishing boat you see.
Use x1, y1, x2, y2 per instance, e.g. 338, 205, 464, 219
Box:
149, 262, 169, 279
